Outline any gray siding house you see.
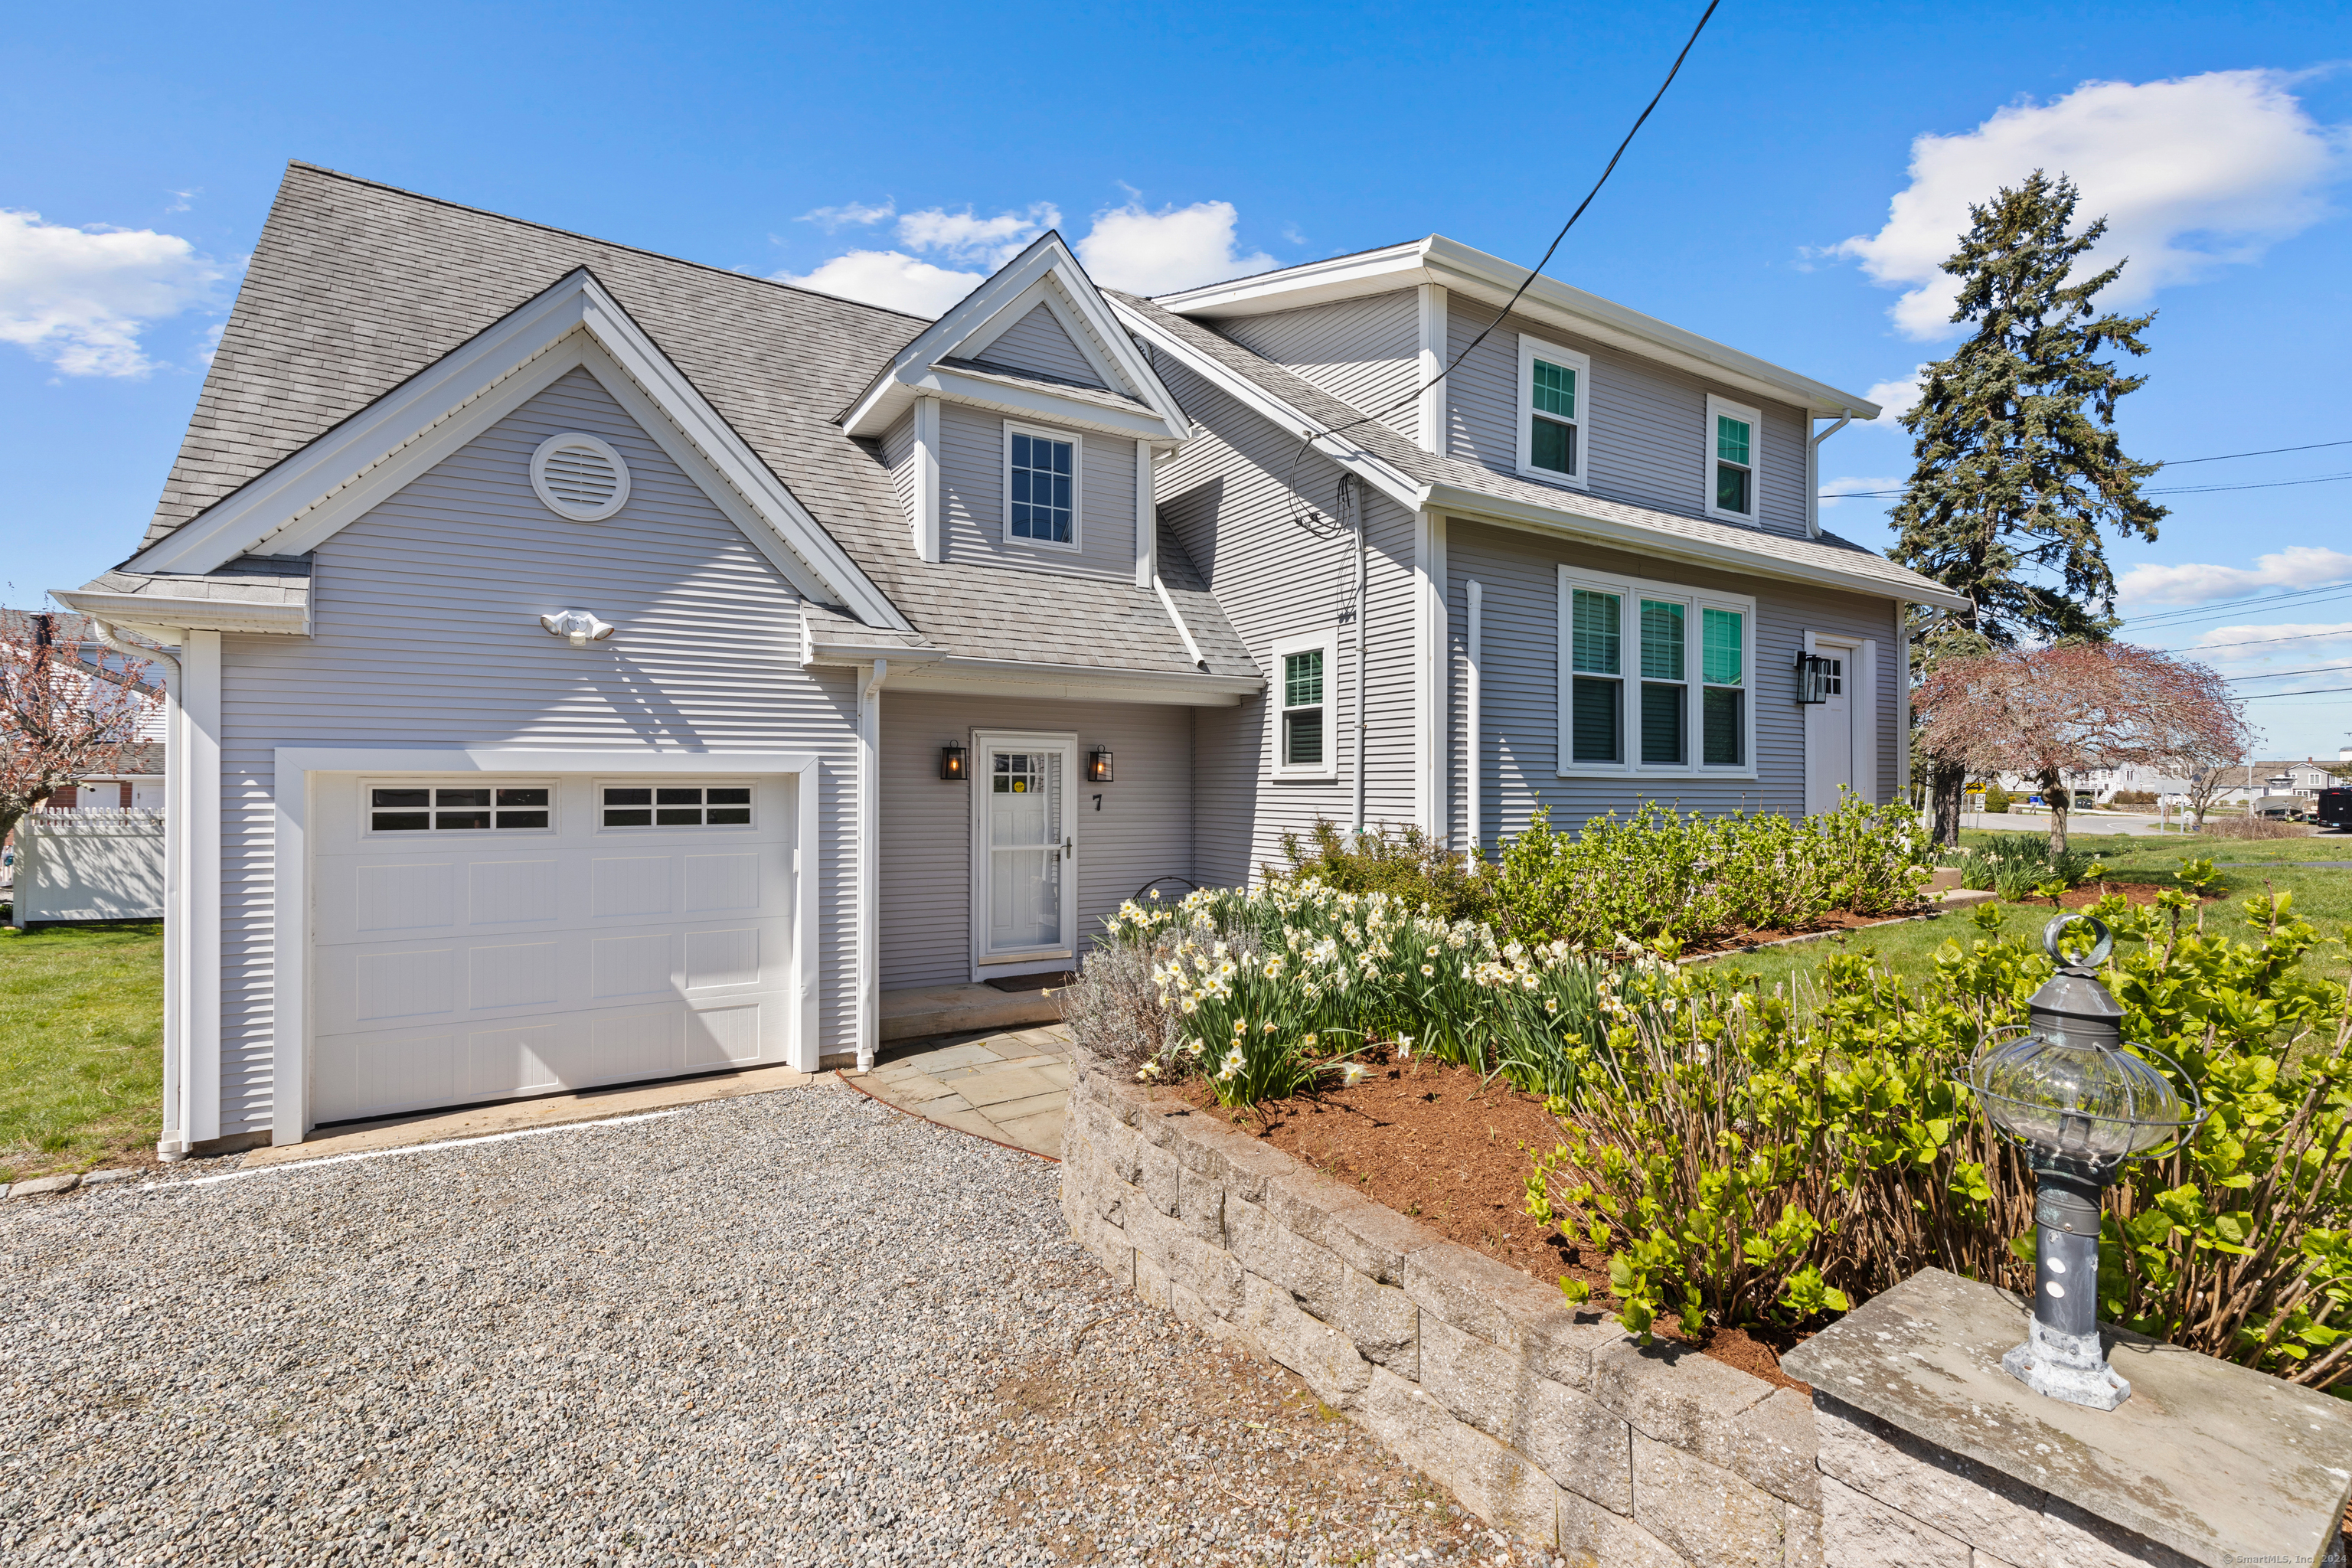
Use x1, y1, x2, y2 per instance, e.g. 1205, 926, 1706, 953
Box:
56, 165, 1959, 1157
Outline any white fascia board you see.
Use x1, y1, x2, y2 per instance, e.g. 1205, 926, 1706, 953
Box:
810, 650, 1261, 707
839, 234, 1193, 440
125, 270, 912, 632
275, 744, 824, 776
910, 366, 1177, 440
1421, 482, 1968, 612
957, 273, 1137, 397
1108, 299, 1424, 511
49, 588, 309, 636
1156, 236, 1880, 420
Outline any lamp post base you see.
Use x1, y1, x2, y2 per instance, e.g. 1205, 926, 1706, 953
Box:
2003, 1315, 2130, 1410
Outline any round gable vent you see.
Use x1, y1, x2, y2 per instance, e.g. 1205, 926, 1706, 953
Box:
530, 433, 631, 521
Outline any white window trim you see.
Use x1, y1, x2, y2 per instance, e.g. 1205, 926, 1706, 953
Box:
1001, 420, 1084, 554
1270, 627, 1340, 780
1515, 335, 1592, 490
1557, 566, 1756, 780
1704, 394, 1762, 524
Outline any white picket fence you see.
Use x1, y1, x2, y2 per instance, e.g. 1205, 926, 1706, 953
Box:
7, 808, 165, 925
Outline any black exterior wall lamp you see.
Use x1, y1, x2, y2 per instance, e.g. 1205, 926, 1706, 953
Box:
1086, 749, 1114, 785
939, 746, 968, 782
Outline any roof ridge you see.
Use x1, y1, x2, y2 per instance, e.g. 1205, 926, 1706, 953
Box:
280, 162, 940, 325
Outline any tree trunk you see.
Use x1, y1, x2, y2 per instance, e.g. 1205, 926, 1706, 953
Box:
2040, 769, 2069, 854
1928, 757, 1967, 847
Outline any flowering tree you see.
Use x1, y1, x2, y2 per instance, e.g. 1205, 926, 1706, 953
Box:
0, 612, 162, 849
1913, 642, 2249, 853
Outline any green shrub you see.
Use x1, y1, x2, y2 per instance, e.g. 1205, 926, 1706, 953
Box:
1261, 819, 1495, 925
1491, 796, 1935, 949
1525, 879, 2352, 1391
1951, 834, 2098, 894
1981, 781, 2011, 813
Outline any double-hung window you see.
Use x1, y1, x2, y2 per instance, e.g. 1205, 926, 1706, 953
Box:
1004, 423, 1080, 548
1270, 629, 1338, 777
1705, 394, 1761, 522
1516, 336, 1591, 487
1559, 567, 1753, 776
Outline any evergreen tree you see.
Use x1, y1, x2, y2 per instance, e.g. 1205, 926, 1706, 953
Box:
1886, 171, 2166, 840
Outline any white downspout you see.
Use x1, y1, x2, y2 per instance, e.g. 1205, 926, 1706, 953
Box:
1348, 477, 1367, 839
1152, 577, 1208, 671
856, 658, 887, 1070
1806, 410, 1854, 539
93, 620, 191, 1159
1465, 580, 1482, 860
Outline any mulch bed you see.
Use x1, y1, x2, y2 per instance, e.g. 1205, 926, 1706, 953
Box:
1176, 1062, 1814, 1390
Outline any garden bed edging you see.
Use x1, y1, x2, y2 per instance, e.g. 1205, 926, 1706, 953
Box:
1059, 1045, 1822, 1567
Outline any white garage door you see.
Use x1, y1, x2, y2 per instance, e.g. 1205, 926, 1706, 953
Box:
310, 772, 795, 1125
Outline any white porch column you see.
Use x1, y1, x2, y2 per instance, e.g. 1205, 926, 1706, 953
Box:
1413, 511, 1449, 841
855, 658, 887, 1070
164, 629, 221, 1152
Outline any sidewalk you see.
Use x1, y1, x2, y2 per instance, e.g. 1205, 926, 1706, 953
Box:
854, 1024, 1075, 1158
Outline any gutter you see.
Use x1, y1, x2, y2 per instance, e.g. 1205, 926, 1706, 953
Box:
55, 590, 309, 638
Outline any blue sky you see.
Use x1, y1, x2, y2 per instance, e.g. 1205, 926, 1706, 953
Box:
5, 0, 2350, 757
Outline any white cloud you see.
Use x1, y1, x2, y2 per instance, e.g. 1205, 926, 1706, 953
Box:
773, 249, 987, 316
1861, 368, 1926, 429
1837, 70, 2348, 339
1817, 476, 1907, 510
797, 200, 895, 232
895, 204, 1060, 267
2118, 545, 2352, 606
1074, 199, 1276, 296
0, 209, 227, 377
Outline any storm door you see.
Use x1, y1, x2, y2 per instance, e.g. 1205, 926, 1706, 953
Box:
972, 732, 1078, 974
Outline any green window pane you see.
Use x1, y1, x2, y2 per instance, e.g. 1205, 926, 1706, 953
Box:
1704, 687, 1745, 766
1531, 359, 1576, 419
1640, 683, 1685, 766
1285, 707, 1325, 766
1639, 599, 1684, 681
1284, 650, 1323, 708
1530, 415, 1576, 475
1571, 677, 1620, 763
1716, 414, 1750, 466
1702, 608, 1743, 685
1571, 590, 1619, 674
1716, 462, 1751, 514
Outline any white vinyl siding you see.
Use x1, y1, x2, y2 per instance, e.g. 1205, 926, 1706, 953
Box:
1208, 289, 1421, 443
1147, 348, 1419, 887
936, 402, 1136, 580
213, 366, 858, 1136
1447, 520, 1899, 849
1442, 296, 1812, 538
978, 302, 1108, 388
877, 692, 1192, 989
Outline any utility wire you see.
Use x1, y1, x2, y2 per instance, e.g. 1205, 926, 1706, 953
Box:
2222, 662, 2352, 682
1282, 0, 1719, 527
1821, 438, 2352, 499
2151, 627, 2352, 656
1824, 469, 2352, 501
2233, 684, 2352, 701
2125, 580, 2352, 626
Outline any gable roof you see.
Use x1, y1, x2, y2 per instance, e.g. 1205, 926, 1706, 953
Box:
836, 232, 1190, 441
1108, 290, 1967, 612
101, 163, 1251, 682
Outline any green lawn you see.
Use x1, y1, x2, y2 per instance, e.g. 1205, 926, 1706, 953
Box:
1697, 829, 2352, 994
0, 922, 163, 1182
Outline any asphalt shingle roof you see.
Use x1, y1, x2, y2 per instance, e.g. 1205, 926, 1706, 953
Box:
1109, 290, 1959, 607
135, 164, 1251, 681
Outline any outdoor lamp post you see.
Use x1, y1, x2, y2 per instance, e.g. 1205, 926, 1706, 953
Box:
1965, 913, 2204, 1410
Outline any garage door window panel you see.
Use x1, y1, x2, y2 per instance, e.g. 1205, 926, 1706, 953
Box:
370, 783, 554, 834
602, 784, 753, 828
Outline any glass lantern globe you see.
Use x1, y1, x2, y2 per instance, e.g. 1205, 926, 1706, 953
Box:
1967, 1029, 2194, 1164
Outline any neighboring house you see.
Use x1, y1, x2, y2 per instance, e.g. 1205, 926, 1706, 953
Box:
0, 610, 167, 809
52, 164, 1958, 1157
2210, 760, 2343, 807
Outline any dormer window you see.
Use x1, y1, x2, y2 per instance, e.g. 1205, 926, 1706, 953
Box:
1004, 424, 1080, 549
1706, 394, 1761, 523
1516, 335, 1590, 488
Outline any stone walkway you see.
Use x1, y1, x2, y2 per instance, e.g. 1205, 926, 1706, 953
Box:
856, 1023, 1075, 1158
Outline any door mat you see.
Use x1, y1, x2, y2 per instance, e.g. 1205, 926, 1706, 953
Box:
984, 971, 1076, 994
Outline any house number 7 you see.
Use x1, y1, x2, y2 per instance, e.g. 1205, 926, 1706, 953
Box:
1093, 794, 1102, 812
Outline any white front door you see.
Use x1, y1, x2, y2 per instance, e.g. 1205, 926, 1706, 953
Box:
309, 772, 795, 1125
972, 732, 1077, 975
1805, 642, 1854, 814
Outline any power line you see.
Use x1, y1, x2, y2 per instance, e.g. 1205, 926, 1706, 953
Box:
2125, 581, 2352, 627
2151, 627, 2352, 655
1282, 0, 1718, 527
1820, 438, 2352, 499
2234, 684, 2352, 701
2223, 662, 2352, 682
2163, 437, 2352, 466
1822, 469, 2352, 501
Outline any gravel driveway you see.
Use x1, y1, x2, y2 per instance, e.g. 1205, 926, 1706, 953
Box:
2, 1084, 1513, 1566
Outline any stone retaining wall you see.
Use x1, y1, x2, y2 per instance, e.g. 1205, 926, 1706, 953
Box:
1058, 1047, 1822, 1567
